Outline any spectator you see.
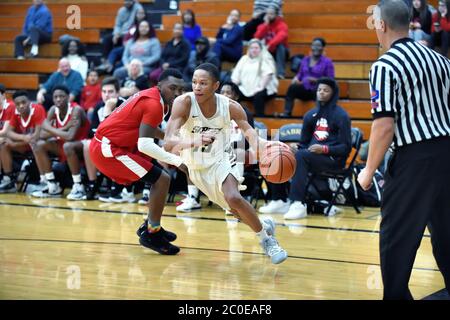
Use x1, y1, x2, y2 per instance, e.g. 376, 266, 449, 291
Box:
98, 7, 148, 74
184, 37, 221, 83
61, 39, 89, 81
14, 0, 53, 59
37, 58, 84, 110
283, 78, 352, 220
80, 70, 102, 119
279, 38, 335, 118
182, 9, 202, 50
254, 6, 289, 79
409, 0, 433, 45
149, 23, 191, 84
243, 0, 283, 41
231, 39, 278, 117
100, 0, 144, 64
31, 85, 90, 198
119, 59, 150, 98
0, 91, 46, 193
212, 9, 244, 63
432, 0, 450, 56
113, 20, 161, 82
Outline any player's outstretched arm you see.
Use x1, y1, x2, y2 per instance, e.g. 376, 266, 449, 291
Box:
164, 95, 214, 154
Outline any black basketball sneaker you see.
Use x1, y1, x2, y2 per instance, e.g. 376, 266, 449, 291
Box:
136, 219, 177, 242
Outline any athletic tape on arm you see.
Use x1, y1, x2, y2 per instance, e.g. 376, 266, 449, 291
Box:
138, 137, 183, 167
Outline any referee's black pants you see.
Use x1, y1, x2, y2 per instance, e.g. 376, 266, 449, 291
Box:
380, 137, 450, 300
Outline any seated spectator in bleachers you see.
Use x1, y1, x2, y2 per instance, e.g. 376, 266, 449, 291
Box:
283, 78, 351, 220
279, 38, 335, 118
14, 0, 53, 59
212, 9, 244, 63
231, 39, 278, 117
254, 6, 289, 79
80, 70, 102, 120
182, 9, 202, 51
432, 0, 450, 56
409, 0, 433, 46
149, 23, 191, 85
0, 90, 46, 193
37, 58, 84, 111
61, 39, 89, 81
243, 0, 283, 41
31, 85, 90, 198
119, 59, 150, 98
184, 37, 221, 83
81, 77, 128, 201
113, 20, 161, 82
100, 0, 144, 65
98, 6, 148, 74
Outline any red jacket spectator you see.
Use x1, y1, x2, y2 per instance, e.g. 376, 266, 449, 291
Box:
80, 82, 101, 112
254, 16, 288, 53
432, 12, 450, 32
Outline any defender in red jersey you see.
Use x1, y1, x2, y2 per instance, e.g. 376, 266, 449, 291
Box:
90, 69, 186, 255
31, 85, 90, 198
0, 90, 46, 193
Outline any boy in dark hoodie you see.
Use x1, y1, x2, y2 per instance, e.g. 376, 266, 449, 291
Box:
284, 77, 352, 220
183, 36, 221, 84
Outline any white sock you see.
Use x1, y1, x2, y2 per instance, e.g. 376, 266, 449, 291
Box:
72, 174, 82, 184
40, 175, 46, 184
30, 44, 38, 55
256, 226, 270, 242
2, 175, 11, 183
188, 185, 199, 199
45, 172, 55, 181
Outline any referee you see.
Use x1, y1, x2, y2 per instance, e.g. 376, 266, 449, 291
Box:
358, 0, 450, 300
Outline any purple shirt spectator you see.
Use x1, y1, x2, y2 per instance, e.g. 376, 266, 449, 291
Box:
296, 56, 335, 91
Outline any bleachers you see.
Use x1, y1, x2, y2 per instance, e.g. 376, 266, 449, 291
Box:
0, 0, 441, 140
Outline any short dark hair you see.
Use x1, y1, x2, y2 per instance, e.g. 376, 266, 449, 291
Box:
195, 63, 220, 82
317, 77, 337, 91
101, 76, 120, 92
313, 37, 327, 47
159, 68, 183, 82
0, 83, 5, 94
377, 0, 411, 31
13, 90, 29, 100
52, 85, 70, 95
87, 69, 99, 76
221, 81, 241, 99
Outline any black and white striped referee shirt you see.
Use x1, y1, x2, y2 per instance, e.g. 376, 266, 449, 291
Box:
369, 37, 450, 148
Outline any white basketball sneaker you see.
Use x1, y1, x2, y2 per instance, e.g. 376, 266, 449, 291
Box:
259, 200, 290, 214
176, 197, 201, 212
260, 236, 288, 264
284, 201, 307, 220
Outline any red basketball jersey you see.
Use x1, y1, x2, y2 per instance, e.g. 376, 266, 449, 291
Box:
95, 87, 165, 149
0, 100, 14, 130
9, 103, 46, 134
50, 103, 90, 141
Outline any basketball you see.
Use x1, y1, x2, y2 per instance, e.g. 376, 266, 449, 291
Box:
259, 143, 297, 184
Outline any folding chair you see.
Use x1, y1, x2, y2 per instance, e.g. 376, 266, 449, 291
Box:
304, 127, 364, 214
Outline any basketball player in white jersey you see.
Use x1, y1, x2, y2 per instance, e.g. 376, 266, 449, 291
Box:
164, 63, 288, 264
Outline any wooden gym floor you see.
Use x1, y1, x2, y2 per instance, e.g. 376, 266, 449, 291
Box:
0, 193, 444, 300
